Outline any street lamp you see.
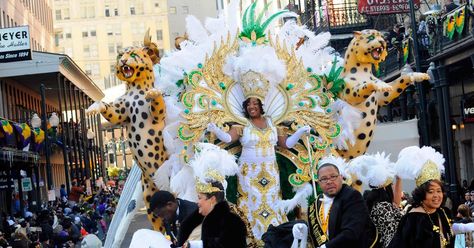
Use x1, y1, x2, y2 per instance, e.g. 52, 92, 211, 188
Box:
49, 113, 59, 130
427, 62, 436, 86
31, 114, 41, 129
87, 129, 96, 184
49, 113, 60, 142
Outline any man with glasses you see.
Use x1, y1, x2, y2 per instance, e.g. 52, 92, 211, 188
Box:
308, 163, 370, 248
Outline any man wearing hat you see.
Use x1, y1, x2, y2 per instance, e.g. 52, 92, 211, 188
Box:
149, 191, 197, 246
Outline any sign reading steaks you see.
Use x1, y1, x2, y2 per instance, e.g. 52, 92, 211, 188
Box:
358, 0, 420, 15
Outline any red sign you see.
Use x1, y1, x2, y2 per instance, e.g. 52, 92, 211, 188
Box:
358, 0, 420, 15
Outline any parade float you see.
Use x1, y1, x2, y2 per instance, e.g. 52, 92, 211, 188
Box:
87, 1, 429, 247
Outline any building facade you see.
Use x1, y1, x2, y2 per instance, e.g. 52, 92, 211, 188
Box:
0, 0, 54, 52
0, 0, 106, 214
53, 0, 219, 90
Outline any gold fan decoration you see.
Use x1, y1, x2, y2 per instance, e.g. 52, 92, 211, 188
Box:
270, 35, 341, 185
177, 33, 241, 161
178, 32, 342, 186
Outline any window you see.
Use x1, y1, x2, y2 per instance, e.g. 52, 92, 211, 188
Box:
84, 64, 92, 75
116, 43, 122, 52
105, 8, 110, 17
80, 6, 87, 18
81, 5, 95, 18
65, 33, 71, 38
63, 8, 70, 20
91, 63, 100, 76
156, 30, 163, 40
113, 24, 121, 36
54, 32, 62, 46
130, 6, 135, 15
106, 25, 113, 36
83, 45, 90, 56
90, 30, 96, 36
131, 23, 145, 35
182, 6, 189, 14
88, 6, 95, 18
155, 3, 159, 7
110, 63, 116, 73
169, 6, 176, 14
55, 9, 62, 20
82, 31, 88, 38
108, 43, 115, 54
114, 8, 118, 16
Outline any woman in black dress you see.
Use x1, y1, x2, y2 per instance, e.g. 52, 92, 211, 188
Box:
391, 179, 453, 248
391, 146, 474, 248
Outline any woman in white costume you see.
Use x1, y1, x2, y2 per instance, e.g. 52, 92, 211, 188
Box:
207, 77, 310, 240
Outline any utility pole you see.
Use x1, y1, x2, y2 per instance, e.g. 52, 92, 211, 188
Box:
409, 0, 430, 146
40, 84, 54, 191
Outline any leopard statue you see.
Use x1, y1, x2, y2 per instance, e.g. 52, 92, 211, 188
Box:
86, 31, 167, 232
337, 29, 430, 160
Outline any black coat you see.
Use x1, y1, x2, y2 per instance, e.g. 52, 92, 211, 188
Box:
178, 201, 247, 248
310, 184, 370, 248
165, 198, 198, 241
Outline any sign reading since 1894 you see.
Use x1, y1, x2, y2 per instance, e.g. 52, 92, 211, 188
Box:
358, 0, 420, 15
0, 26, 32, 63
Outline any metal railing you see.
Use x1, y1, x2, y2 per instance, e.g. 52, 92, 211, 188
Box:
327, 4, 369, 29
379, 4, 473, 78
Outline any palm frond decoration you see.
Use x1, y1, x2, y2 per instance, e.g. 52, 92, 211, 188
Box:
239, 1, 289, 45
323, 56, 345, 99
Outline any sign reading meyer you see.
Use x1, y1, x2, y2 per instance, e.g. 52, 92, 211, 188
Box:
358, 0, 420, 15
0, 26, 32, 63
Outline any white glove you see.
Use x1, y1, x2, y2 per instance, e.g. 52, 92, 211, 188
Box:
285, 125, 311, 148
207, 123, 232, 143
291, 223, 308, 248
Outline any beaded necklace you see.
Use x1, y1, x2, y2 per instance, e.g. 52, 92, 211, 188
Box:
422, 206, 450, 247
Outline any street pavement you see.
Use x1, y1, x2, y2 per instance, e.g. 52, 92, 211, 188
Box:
120, 208, 153, 248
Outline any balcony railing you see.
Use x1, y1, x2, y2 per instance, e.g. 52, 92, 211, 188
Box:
304, 3, 371, 34
378, 4, 473, 78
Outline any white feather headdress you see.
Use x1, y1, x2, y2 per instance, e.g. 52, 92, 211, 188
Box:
347, 152, 395, 188
189, 143, 239, 193
395, 146, 445, 187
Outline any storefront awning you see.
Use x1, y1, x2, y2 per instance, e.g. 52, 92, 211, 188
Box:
0, 51, 104, 102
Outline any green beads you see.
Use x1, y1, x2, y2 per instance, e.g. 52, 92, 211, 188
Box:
307, 67, 312, 72
286, 83, 294, 90
211, 100, 217, 106
219, 82, 226, 90
184, 109, 190, 114
197, 63, 203, 68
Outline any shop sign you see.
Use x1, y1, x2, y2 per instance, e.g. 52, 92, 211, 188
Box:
0, 26, 32, 63
463, 95, 474, 123
21, 177, 32, 192
358, 0, 420, 15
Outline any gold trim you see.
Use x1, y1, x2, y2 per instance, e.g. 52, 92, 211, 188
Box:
309, 198, 328, 246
